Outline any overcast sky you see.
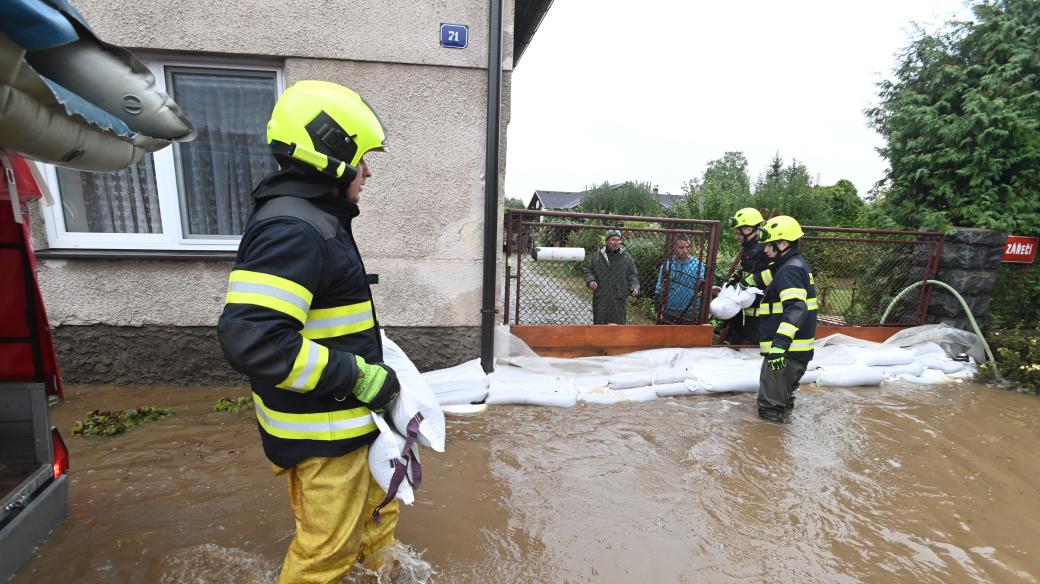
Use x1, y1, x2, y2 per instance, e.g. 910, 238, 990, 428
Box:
504, 0, 971, 203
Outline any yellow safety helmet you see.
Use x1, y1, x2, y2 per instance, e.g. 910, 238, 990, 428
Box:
758, 215, 804, 243
267, 80, 388, 183
727, 207, 765, 229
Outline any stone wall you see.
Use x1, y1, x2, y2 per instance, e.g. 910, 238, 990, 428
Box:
927, 228, 1008, 330
53, 324, 479, 385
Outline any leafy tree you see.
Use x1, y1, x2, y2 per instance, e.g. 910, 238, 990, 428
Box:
813, 179, 865, 226
680, 151, 752, 222
868, 0, 1040, 236
578, 181, 660, 216
504, 196, 526, 209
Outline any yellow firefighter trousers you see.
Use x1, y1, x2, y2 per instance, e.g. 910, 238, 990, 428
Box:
275, 445, 400, 584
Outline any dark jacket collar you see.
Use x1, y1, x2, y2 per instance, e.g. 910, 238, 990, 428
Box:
252, 165, 360, 224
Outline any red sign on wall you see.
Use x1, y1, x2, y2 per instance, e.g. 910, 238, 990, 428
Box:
1002, 235, 1039, 264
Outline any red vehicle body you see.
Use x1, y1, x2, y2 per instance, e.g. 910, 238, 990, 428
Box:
0, 155, 70, 580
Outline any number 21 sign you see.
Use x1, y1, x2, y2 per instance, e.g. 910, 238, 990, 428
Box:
441, 23, 468, 49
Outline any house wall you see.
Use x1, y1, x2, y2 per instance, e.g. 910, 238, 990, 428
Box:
32, 0, 514, 381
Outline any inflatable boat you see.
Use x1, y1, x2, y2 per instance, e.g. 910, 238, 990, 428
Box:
0, 0, 195, 171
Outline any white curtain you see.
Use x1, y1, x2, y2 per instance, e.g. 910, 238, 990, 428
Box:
56, 155, 161, 233
172, 70, 277, 237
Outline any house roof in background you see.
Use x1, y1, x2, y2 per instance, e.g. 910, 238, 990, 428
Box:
529, 188, 683, 211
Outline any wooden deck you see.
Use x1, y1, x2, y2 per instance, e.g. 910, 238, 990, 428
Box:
510, 324, 909, 358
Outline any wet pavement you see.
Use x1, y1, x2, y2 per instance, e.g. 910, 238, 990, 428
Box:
13, 381, 1040, 583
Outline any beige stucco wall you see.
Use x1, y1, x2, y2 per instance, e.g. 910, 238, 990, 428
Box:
73, 0, 513, 71
35, 0, 516, 329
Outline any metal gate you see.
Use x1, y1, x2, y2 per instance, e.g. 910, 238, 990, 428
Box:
503, 209, 721, 325
504, 210, 943, 329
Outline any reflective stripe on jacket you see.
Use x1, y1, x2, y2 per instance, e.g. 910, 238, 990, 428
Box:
756, 250, 818, 363
218, 192, 382, 469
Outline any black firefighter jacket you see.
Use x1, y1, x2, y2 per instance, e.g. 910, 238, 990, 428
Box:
217, 168, 388, 469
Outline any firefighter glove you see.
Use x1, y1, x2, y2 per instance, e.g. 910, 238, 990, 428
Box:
342, 356, 400, 412
767, 348, 786, 371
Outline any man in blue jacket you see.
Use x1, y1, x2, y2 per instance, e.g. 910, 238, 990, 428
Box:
217, 80, 401, 582
655, 233, 706, 324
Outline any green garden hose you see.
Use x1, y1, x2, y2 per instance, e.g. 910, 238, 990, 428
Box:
880, 279, 1000, 381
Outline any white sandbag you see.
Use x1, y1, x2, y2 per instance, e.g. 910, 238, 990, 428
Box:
654, 367, 692, 385
811, 345, 859, 367
654, 380, 704, 397
816, 365, 884, 387
422, 359, 489, 404
690, 365, 760, 393
876, 361, 926, 378
607, 371, 656, 389
580, 387, 628, 404
709, 296, 741, 320
421, 358, 488, 388
857, 346, 915, 367
917, 355, 969, 374
897, 368, 954, 385
368, 414, 417, 505
434, 387, 489, 406
618, 386, 659, 402
381, 333, 446, 452
486, 381, 577, 407
579, 385, 656, 403
799, 369, 820, 384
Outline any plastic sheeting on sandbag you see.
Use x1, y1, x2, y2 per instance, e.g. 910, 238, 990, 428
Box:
884, 323, 986, 363
368, 414, 417, 506
381, 333, 446, 452
815, 365, 884, 387
858, 346, 916, 367
909, 341, 946, 357
421, 358, 490, 406
486, 381, 577, 407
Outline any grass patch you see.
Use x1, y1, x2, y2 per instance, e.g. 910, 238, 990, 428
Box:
213, 396, 253, 413
72, 407, 173, 436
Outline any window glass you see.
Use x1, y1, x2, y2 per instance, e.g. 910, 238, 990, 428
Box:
169, 68, 278, 237
55, 155, 161, 233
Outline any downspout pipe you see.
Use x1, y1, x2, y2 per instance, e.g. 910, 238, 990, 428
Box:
480, 0, 504, 373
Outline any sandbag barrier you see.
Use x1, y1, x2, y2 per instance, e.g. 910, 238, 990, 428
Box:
421, 325, 982, 409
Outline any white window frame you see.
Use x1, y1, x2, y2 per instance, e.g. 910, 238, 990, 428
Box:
40, 57, 285, 251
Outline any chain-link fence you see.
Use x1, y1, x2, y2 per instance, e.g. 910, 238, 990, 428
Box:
798, 227, 943, 326
505, 211, 943, 329
504, 210, 720, 325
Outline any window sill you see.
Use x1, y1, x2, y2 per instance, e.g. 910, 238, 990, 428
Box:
34, 249, 237, 261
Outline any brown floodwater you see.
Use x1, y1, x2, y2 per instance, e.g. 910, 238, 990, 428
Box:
12, 381, 1040, 583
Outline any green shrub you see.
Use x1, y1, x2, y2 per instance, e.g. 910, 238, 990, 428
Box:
72, 406, 173, 436
213, 396, 253, 413
988, 263, 1040, 330
974, 329, 1040, 394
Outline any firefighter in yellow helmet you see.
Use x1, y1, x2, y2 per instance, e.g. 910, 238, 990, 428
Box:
754, 216, 818, 423
217, 80, 400, 582
723, 208, 770, 344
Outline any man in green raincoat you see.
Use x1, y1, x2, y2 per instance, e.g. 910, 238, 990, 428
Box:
585, 229, 640, 324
